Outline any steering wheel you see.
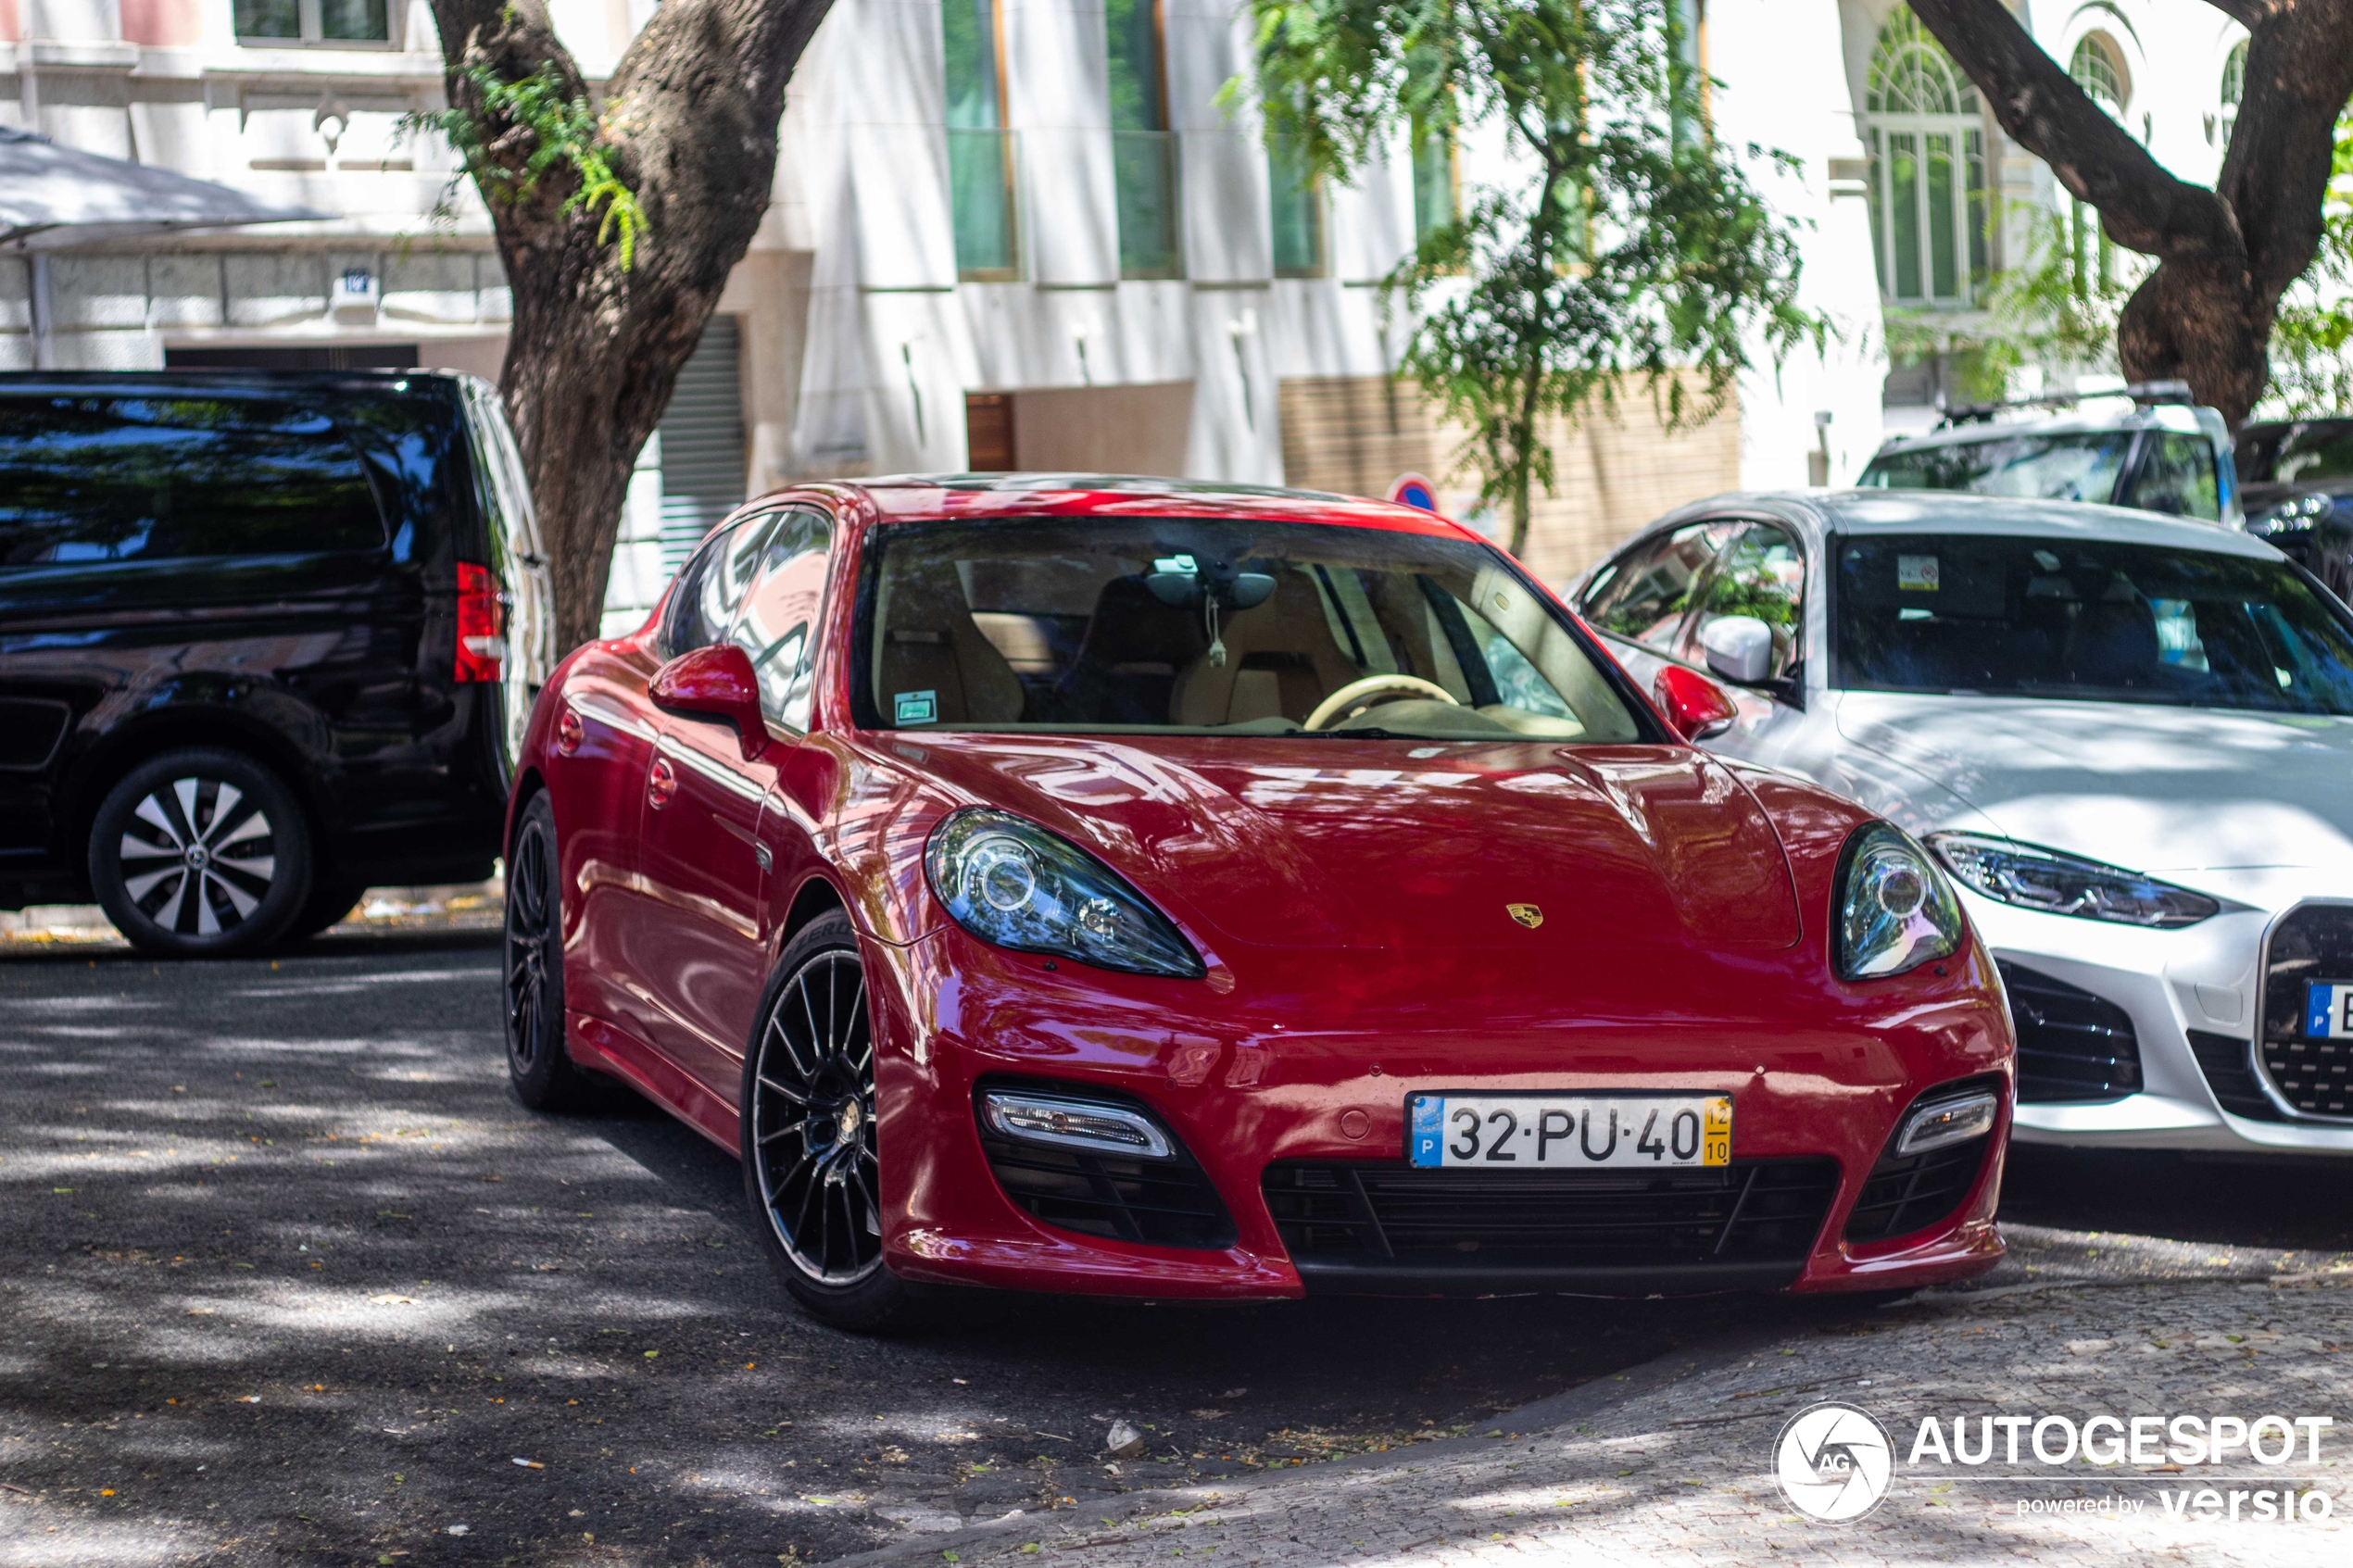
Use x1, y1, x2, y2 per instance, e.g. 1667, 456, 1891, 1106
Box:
1302, 674, 1460, 732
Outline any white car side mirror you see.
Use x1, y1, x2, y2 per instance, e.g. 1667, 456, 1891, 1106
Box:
1698, 614, 1775, 685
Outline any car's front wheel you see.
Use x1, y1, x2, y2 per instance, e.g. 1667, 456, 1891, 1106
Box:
742, 910, 911, 1332
504, 792, 602, 1111
88, 748, 311, 959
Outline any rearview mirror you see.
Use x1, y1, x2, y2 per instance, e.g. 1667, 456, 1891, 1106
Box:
1697, 614, 1775, 685
649, 644, 769, 760
1652, 663, 1738, 744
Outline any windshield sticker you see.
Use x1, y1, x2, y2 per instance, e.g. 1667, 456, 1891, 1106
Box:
894, 690, 937, 724
1898, 554, 1941, 593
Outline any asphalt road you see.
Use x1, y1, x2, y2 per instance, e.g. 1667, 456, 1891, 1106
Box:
5, 933, 2352, 1566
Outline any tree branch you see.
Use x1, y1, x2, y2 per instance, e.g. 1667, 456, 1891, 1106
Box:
1905, 0, 2241, 265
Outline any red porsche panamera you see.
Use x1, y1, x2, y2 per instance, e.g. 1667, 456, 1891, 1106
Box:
502, 477, 2013, 1329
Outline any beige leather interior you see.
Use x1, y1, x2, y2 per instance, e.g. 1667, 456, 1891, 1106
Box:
875, 560, 1026, 723
1171, 570, 1365, 725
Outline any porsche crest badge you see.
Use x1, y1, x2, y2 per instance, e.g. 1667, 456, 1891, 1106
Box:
1506, 903, 1543, 930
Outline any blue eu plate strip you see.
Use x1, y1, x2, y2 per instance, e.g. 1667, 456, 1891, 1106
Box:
2309, 982, 2337, 1039
1409, 1095, 1444, 1167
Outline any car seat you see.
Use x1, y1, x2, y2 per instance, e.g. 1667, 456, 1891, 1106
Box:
875, 558, 1026, 723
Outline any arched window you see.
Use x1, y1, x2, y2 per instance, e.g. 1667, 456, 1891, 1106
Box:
1865, 9, 1988, 306
2067, 34, 2129, 297
2220, 39, 2247, 147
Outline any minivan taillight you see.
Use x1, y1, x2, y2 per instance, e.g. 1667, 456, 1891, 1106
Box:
455, 561, 507, 683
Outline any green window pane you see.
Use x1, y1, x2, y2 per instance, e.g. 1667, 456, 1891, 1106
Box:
1867, 129, 1887, 294
233, 0, 299, 37
1412, 121, 1455, 241
949, 130, 1016, 275
1925, 132, 1956, 299
943, 0, 1001, 132
1104, 0, 1166, 133
1269, 138, 1322, 276
1965, 130, 1987, 282
319, 0, 388, 41
1114, 131, 1180, 276
1889, 133, 1920, 300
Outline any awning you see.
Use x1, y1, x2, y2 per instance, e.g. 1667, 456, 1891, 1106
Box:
0, 125, 331, 250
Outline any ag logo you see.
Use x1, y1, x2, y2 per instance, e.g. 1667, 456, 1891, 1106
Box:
1774, 1401, 1894, 1522
1505, 903, 1543, 929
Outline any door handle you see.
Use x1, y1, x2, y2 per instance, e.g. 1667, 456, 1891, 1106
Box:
648, 757, 678, 810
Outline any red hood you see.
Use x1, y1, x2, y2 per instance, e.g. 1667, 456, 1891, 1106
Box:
892, 734, 1802, 954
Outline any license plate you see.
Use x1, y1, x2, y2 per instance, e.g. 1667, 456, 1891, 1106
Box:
2306, 982, 2353, 1038
1407, 1093, 1731, 1169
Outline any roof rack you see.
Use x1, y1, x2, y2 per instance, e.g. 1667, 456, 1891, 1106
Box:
1936, 379, 2195, 428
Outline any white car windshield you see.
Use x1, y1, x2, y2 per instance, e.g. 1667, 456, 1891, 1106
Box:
1835, 533, 2353, 715
1859, 433, 2133, 505
857, 517, 1644, 741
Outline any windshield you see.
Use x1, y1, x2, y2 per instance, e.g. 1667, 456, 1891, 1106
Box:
1859, 433, 2132, 504
1835, 533, 2353, 714
2240, 420, 2353, 485
857, 518, 1644, 741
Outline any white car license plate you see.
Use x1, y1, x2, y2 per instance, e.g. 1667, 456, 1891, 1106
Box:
1407, 1093, 1731, 1170
2305, 982, 2353, 1038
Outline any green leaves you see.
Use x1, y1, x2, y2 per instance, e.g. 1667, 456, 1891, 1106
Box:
408, 61, 648, 271
1238, 1, 1817, 552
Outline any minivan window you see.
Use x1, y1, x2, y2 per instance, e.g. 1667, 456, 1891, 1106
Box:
2127, 434, 2221, 521
0, 396, 385, 567
1859, 432, 2133, 505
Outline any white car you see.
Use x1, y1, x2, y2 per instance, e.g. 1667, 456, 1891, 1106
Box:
1570, 490, 2353, 1154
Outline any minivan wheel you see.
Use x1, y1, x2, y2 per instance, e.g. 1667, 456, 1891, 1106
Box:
89, 748, 312, 959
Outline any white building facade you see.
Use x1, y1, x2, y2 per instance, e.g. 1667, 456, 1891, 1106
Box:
1, 1, 2251, 628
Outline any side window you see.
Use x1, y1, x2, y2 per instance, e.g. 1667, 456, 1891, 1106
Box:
2130, 434, 2221, 521
662, 515, 773, 657
1577, 522, 1734, 650
727, 507, 836, 730
1675, 522, 1806, 679
0, 395, 384, 568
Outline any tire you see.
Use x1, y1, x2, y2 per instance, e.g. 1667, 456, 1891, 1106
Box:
88, 748, 312, 959
503, 793, 600, 1111
286, 878, 370, 942
742, 910, 913, 1333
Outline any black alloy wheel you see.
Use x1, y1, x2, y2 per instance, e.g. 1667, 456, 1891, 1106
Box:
743, 910, 911, 1330
504, 792, 598, 1110
88, 748, 311, 959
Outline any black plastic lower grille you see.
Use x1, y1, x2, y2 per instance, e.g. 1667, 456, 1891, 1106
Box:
980, 1135, 1236, 1250
2189, 1031, 2288, 1122
1842, 1076, 2000, 1245
2259, 904, 2353, 1120
1263, 1159, 1837, 1266
1998, 960, 2141, 1104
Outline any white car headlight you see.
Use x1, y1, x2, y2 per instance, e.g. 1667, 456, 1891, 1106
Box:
1926, 833, 2219, 929
1837, 822, 1966, 980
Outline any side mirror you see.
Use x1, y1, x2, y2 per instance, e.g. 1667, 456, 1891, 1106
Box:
650, 644, 769, 760
1652, 663, 1738, 744
1697, 614, 1776, 685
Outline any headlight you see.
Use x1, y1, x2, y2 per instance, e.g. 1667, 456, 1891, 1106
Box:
925, 809, 1205, 978
1836, 822, 1965, 980
1925, 833, 2219, 929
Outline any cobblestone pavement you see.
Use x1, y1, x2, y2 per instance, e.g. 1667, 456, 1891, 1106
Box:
887, 1270, 2353, 1568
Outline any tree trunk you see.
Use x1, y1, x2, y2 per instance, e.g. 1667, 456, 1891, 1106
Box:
425, 0, 835, 652
1907, 0, 2353, 428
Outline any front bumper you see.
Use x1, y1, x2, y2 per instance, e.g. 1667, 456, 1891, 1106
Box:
862, 923, 2011, 1298
1975, 897, 2353, 1154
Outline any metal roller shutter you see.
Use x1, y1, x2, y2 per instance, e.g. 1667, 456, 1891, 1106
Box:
657, 316, 748, 571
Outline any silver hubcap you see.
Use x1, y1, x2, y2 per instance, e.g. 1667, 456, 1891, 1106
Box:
750, 950, 883, 1286
117, 778, 275, 936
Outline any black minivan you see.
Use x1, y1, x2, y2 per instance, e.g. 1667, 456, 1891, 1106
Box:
0, 370, 551, 956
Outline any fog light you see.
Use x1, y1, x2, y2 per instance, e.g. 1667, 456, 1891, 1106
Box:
979, 1091, 1173, 1160
1895, 1089, 2000, 1158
